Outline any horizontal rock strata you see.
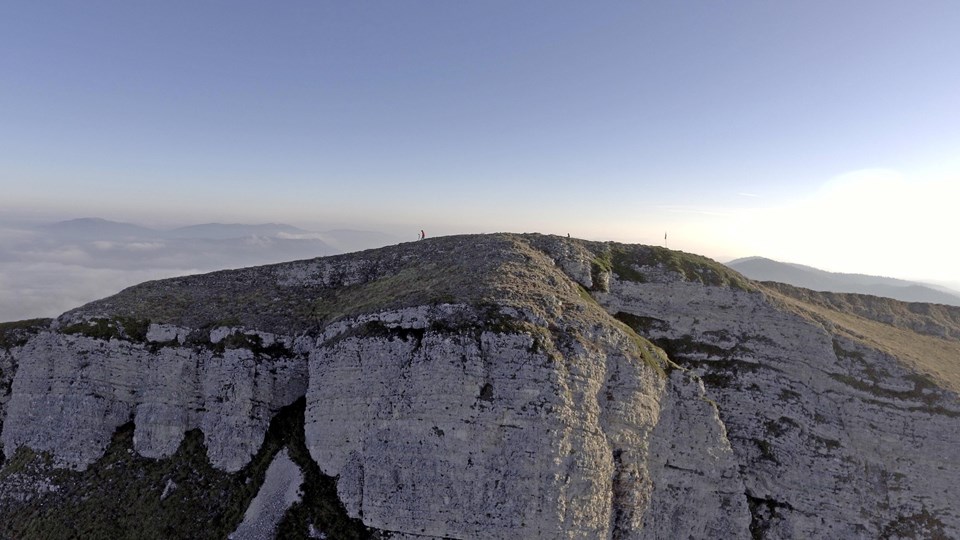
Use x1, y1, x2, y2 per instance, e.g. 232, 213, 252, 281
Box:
2, 326, 307, 471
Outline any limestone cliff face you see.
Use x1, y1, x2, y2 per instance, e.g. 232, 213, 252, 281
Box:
0, 319, 49, 466
592, 259, 960, 538
2, 326, 307, 472
643, 370, 752, 538
0, 233, 958, 539
304, 305, 667, 538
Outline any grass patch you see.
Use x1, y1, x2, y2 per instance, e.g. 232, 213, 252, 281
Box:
609, 248, 649, 283
311, 264, 476, 325
591, 247, 648, 287
577, 285, 598, 304
832, 339, 865, 361
880, 508, 949, 539
827, 371, 948, 409
61, 317, 151, 343
700, 370, 735, 388
611, 319, 675, 377
0, 318, 52, 350
613, 312, 669, 334
590, 253, 612, 292
642, 246, 752, 289
599, 243, 753, 290
219, 332, 293, 358
61, 318, 122, 341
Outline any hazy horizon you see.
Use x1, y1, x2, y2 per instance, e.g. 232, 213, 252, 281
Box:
2, 213, 959, 323
3, 2, 958, 315
6, 211, 959, 281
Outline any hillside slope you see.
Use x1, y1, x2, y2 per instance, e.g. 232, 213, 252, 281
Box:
727, 256, 960, 307
1, 234, 958, 539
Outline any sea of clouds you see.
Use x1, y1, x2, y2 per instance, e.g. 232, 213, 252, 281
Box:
0, 219, 397, 322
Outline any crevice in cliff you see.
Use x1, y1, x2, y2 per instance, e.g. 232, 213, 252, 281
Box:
663, 462, 706, 475
745, 491, 794, 540
273, 398, 376, 539
323, 320, 426, 351
609, 448, 634, 540
599, 346, 662, 539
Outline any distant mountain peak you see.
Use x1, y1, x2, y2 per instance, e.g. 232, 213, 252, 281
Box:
40, 218, 158, 238
167, 222, 309, 240
727, 256, 960, 306
47, 217, 143, 227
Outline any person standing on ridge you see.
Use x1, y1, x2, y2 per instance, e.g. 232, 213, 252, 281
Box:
420, 230, 426, 240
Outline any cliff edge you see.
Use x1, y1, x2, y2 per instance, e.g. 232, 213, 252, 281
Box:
1, 233, 957, 539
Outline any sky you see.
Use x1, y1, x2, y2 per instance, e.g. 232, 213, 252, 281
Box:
2, 1, 959, 292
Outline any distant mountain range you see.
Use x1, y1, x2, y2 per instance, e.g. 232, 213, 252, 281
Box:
38, 218, 399, 251
40, 218, 397, 245
40, 217, 159, 239
726, 256, 960, 307
163, 222, 309, 240
0, 218, 401, 321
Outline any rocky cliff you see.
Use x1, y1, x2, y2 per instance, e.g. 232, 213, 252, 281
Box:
0, 233, 957, 539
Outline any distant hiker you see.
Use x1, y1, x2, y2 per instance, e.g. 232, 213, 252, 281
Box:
567, 233, 570, 238
420, 230, 426, 240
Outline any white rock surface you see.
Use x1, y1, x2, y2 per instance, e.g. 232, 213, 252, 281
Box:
598, 276, 960, 538
1, 330, 307, 471
643, 370, 752, 538
145, 323, 189, 344
1, 235, 957, 539
305, 307, 667, 538
230, 448, 304, 540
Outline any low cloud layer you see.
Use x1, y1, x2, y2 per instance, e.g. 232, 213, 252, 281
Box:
0, 219, 398, 322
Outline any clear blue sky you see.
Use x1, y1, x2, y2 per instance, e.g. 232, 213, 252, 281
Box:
2, 2, 958, 282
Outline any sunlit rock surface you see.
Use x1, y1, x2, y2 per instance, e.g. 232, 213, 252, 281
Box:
1, 233, 957, 538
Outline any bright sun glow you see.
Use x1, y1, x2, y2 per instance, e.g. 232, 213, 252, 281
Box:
718, 168, 960, 283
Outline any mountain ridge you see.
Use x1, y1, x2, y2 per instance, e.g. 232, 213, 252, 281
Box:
37, 217, 398, 246
1, 233, 958, 538
727, 255, 960, 306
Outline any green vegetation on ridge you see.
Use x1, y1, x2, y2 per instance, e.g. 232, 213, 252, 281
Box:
0, 318, 51, 351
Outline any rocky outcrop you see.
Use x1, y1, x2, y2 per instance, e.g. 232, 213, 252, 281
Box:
2, 325, 307, 471
1, 233, 958, 539
643, 371, 751, 538
0, 318, 51, 465
598, 268, 960, 538
305, 305, 666, 538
